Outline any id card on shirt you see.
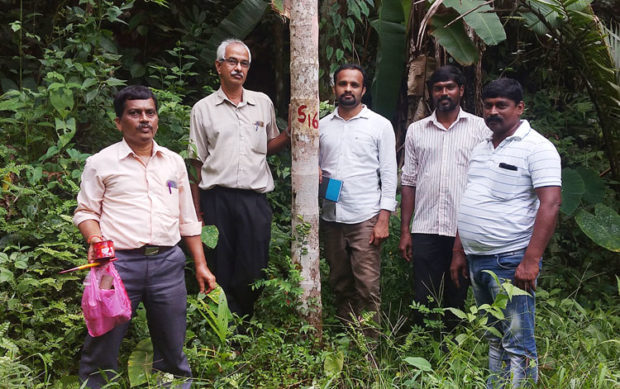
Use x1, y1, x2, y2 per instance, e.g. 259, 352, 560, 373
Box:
319, 176, 343, 202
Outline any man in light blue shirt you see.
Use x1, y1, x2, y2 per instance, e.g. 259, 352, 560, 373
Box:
319, 64, 397, 325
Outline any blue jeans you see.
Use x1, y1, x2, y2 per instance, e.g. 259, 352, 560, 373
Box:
468, 249, 539, 388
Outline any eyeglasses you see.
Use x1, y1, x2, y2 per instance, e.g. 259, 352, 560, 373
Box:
220, 57, 250, 68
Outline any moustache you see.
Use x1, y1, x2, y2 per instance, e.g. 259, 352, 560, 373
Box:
231, 71, 244, 77
486, 116, 502, 124
439, 96, 452, 102
138, 124, 153, 130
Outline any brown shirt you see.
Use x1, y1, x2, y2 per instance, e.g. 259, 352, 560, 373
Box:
189, 88, 279, 193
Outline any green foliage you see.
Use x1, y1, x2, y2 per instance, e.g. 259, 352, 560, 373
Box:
520, 0, 620, 178
575, 204, 620, 252
443, 0, 507, 46
0, 0, 618, 387
190, 287, 233, 344
430, 13, 479, 65
127, 338, 153, 387
200, 225, 219, 249
370, 0, 407, 119
202, 0, 271, 63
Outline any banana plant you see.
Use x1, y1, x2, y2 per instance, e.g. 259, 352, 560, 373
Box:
519, 0, 620, 179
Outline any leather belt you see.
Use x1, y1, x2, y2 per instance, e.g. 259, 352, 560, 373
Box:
118, 245, 175, 256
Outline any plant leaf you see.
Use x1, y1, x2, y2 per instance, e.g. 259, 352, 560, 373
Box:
430, 13, 478, 66
574, 204, 620, 252
323, 350, 344, 377
560, 168, 585, 215
201, 225, 219, 249
576, 166, 605, 205
403, 356, 432, 371
443, 0, 506, 45
370, 0, 406, 120
202, 0, 270, 63
128, 338, 153, 387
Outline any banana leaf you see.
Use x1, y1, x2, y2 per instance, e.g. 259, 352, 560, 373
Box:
201, 0, 270, 63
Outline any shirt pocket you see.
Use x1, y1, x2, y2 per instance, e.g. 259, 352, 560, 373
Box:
248, 123, 268, 154
490, 163, 522, 200
349, 135, 376, 160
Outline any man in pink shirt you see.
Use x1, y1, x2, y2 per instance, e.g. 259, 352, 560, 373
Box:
73, 85, 216, 388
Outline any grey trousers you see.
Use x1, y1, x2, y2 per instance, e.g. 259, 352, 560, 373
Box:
79, 246, 191, 388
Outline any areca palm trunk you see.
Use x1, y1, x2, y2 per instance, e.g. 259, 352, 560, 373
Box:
289, 0, 322, 332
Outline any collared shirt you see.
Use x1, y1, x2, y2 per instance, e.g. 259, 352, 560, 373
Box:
319, 106, 398, 224
401, 108, 490, 236
189, 87, 279, 193
457, 120, 562, 255
73, 139, 202, 250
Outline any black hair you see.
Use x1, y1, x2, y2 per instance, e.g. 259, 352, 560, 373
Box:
113, 85, 158, 118
482, 78, 523, 105
427, 65, 466, 90
333, 63, 367, 87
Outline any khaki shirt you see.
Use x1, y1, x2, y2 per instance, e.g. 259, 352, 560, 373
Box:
189, 88, 279, 193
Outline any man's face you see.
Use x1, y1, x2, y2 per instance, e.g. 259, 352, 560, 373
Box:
115, 98, 158, 148
483, 97, 524, 136
431, 80, 464, 112
333, 69, 366, 109
215, 43, 250, 88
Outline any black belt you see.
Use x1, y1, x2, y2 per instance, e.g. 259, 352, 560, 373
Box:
118, 245, 175, 256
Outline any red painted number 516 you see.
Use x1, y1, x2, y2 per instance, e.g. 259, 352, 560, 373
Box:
297, 105, 319, 129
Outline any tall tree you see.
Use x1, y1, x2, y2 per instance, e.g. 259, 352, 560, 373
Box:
282, 0, 322, 332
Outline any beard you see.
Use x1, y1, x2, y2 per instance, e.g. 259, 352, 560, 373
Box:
338, 93, 359, 107
435, 96, 458, 112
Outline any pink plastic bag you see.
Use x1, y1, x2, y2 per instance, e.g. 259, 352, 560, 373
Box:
81, 262, 132, 337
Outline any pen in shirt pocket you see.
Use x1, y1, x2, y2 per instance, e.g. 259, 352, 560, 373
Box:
254, 121, 264, 131
167, 180, 177, 193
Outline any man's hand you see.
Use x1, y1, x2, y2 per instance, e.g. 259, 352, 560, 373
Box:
86, 239, 101, 263
318, 167, 323, 184
369, 210, 390, 246
449, 250, 468, 289
514, 256, 540, 292
195, 263, 217, 294
399, 233, 412, 262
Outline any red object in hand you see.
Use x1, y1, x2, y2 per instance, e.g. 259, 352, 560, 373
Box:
93, 240, 115, 260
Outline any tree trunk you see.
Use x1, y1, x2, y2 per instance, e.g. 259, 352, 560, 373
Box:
289, 0, 322, 333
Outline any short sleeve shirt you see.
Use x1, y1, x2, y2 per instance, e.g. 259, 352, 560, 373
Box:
457, 120, 562, 254
189, 88, 279, 193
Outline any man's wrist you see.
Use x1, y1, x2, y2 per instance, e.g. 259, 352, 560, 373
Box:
87, 234, 103, 244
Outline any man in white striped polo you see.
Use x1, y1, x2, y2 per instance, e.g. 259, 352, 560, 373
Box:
400, 66, 490, 331
450, 78, 561, 387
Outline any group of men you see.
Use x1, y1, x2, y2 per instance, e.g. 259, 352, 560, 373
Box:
73, 38, 561, 388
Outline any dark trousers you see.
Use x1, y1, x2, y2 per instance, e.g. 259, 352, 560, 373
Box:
79, 246, 191, 388
200, 186, 272, 318
412, 233, 469, 331
321, 215, 381, 324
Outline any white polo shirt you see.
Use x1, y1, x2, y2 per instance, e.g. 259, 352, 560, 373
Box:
457, 120, 561, 255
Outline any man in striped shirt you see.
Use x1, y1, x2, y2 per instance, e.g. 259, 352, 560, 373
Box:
451, 78, 561, 387
400, 66, 490, 331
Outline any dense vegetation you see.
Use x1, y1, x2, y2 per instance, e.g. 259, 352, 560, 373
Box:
0, 1, 618, 387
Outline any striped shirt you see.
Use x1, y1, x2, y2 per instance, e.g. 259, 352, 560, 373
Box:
319, 106, 398, 224
457, 120, 561, 255
401, 108, 490, 236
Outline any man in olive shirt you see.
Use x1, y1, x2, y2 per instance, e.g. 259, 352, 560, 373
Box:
189, 39, 288, 317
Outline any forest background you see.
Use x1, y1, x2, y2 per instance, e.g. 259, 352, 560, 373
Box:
0, 0, 618, 387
